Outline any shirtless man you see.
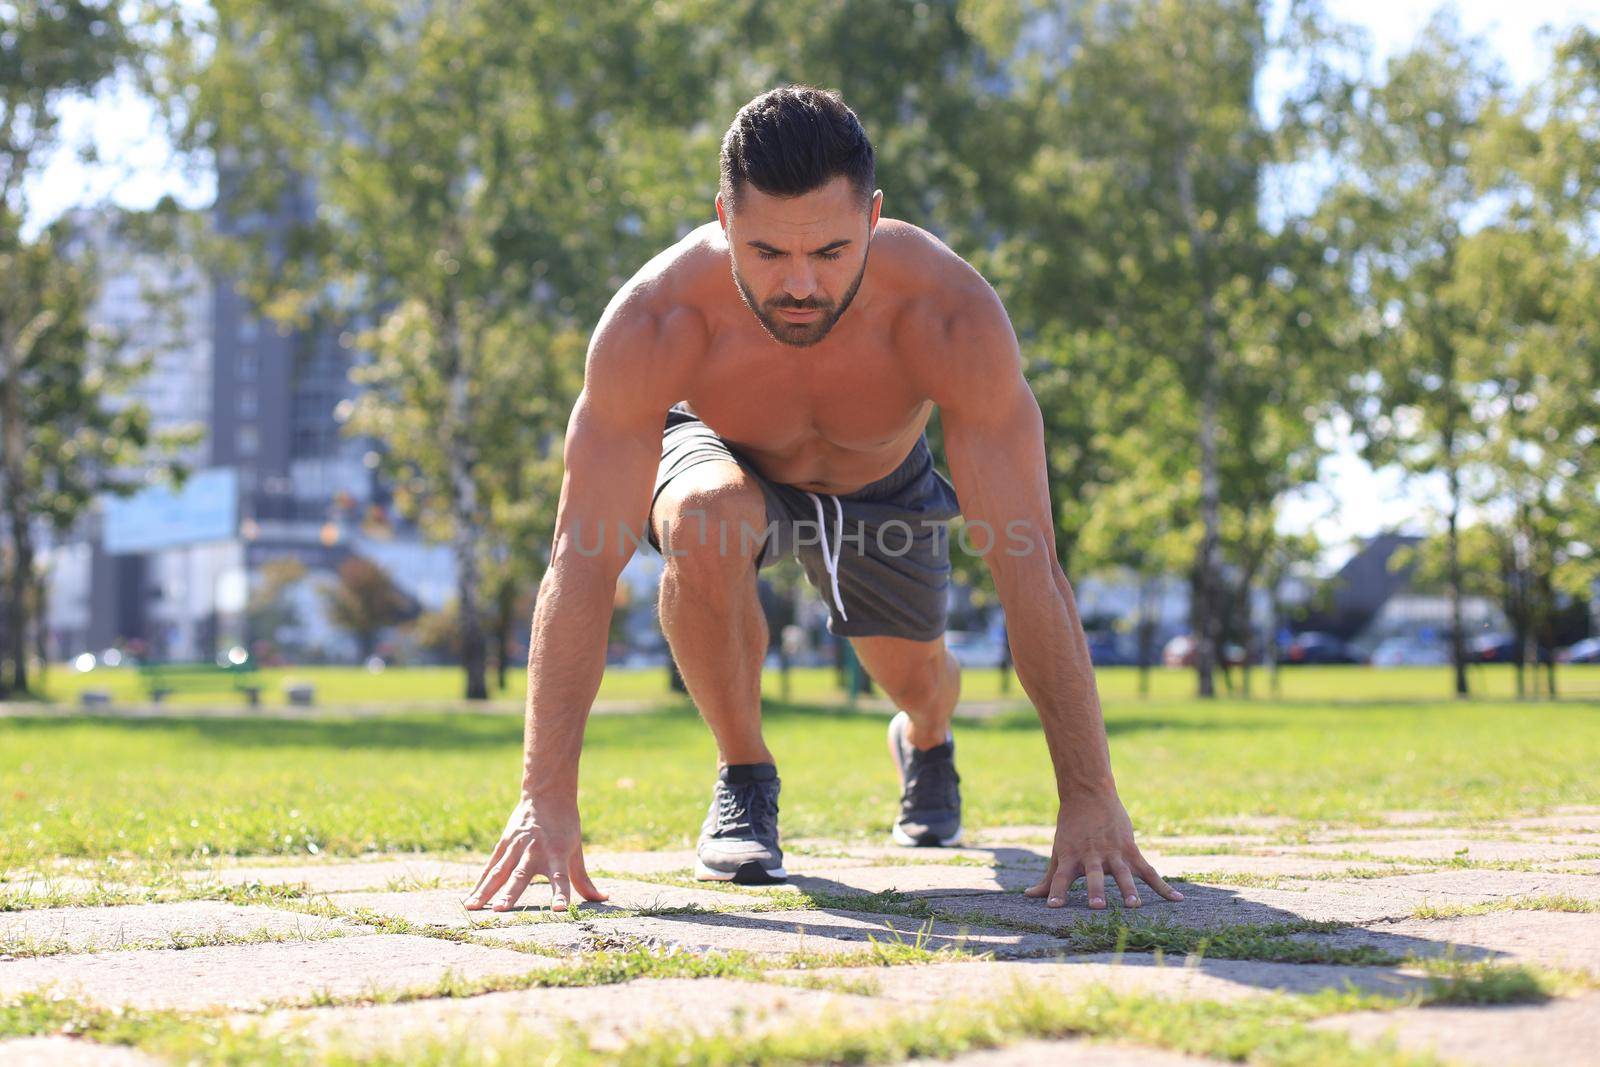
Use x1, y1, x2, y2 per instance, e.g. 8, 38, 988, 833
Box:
465, 85, 1181, 912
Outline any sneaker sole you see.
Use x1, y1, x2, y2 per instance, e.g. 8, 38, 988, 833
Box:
694, 859, 788, 884
892, 822, 964, 848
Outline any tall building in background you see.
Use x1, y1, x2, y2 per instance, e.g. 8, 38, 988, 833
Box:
44, 183, 458, 667
44, 206, 214, 659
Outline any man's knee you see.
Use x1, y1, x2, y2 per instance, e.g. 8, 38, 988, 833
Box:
653, 467, 771, 571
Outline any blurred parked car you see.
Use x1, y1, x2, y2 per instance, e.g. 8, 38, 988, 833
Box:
1369, 637, 1451, 667
1085, 631, 1138, 666
1160, 635, 1249, 667
946, 630, 1007, 668
1559, 637, 1600, 664
1468, 633, 1553, 664
1280, 631, 1361, 665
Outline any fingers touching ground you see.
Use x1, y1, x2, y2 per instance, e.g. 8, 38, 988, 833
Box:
1025, 853, 1183, 909
570, 847, 608, 904
1135, 855, 1185, 901
463, 838, 521, 910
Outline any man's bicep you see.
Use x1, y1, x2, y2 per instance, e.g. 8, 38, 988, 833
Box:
942, 374, 1058, 571
936, 297, 1059, 574
550, 391, 662, 571
550, 306, 677, 572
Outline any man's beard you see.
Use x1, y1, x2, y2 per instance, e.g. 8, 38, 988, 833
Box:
732, 251, 869, 349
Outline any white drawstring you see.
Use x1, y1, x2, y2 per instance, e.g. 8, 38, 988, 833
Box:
806, 491, 849, 622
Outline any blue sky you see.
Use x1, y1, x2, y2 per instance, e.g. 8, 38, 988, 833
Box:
20, 1, 1600, 569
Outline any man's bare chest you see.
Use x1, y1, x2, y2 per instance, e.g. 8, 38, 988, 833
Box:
685, 324, 931, 456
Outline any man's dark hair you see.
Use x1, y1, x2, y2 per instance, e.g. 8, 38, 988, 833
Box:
719, 86, 875, 211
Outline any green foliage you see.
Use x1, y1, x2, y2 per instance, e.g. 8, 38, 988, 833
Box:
4, 685, 1599, 865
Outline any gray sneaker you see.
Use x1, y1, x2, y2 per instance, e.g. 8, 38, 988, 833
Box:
888, 711, 963, 847
694, 762, 787, 884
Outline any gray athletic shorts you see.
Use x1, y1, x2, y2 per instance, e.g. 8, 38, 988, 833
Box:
646, 401, 963, 642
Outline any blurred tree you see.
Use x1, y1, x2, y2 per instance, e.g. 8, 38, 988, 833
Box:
1443, 26, 1600, 696
244, 556, 306, 658
320, 554, 417, 661
984, 0, 1363, 698
155, 0, 720, 699
1319, 14, 1510, 698
0, 2, 138, 696
0, 219, 165, 695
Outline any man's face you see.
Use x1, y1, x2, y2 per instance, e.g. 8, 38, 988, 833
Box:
717, 176, 883, 348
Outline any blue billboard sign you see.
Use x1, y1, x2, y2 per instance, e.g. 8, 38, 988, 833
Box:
103, 467, 239, 554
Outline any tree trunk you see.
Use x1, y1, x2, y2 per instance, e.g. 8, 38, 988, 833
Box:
494, 578, 514, 693
1266, 563, 1281, 700
34, 567, 48, 695
4, 515, 34, 695
1445, 456, 1468, 698
1175, 149, 1223, 700
438, 313, 488, 699
1137, 574, 1156, 699
1537, 564, 1557, 700
1, 325, 28, 696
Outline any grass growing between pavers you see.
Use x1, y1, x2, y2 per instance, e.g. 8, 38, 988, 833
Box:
1411, 894, 1600, 919
0, 924, 352, 960
0, 875, 336, 913
5, 956, 1581, 1067
5, 691, 1600, 866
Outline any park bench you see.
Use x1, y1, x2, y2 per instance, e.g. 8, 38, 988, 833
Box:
139, 661, 262, 707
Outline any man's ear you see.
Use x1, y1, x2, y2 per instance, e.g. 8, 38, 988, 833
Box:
868, 189, 883, 233
715, 193, 729, 233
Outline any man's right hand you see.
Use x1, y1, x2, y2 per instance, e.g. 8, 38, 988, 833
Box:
463, 795, 608, 912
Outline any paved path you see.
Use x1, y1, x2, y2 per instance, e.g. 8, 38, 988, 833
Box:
3, 810, 1599, 1064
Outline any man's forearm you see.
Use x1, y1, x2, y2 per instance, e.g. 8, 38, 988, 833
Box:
998, 560, 1116, 797
519, 557, 618, 799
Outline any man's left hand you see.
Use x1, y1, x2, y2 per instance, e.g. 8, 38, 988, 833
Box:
1024, 792, 1184, 909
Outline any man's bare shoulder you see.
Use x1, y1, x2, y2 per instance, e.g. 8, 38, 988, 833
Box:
587, 226, 725, 403
874, 220, 1018, 402
608, 223, 727, 336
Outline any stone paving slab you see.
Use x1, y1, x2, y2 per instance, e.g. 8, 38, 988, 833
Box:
789, 841, 1053, 867
1326, 869, 1600, 906
781, 954, 1431, 1004
257, 977, 881, 1052
1298, 910, 1600, 972
924, 869, 1600, 934
0, 934, 555, 1010
1286, 837, 1600, 864
1503, 808, 1600, 832
474, 907, 1064, 959
0, 872, 108, 899
788, 864, 1040, 897
0, 901, 356, 953
0, 1036, 163, 1066
184, 857, 485, 893
329, 880, 753, 927
1148, 853, 1427, 879
1316, 993, 1600, 1067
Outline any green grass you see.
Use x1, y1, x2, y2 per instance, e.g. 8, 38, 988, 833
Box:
3, 685, 1599, 866
1411, 894, 1600, 919
33, 661, 1600, 708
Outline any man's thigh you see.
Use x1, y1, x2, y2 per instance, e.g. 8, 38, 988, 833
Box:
646, 406, 788, 565
648, 459, 776, 565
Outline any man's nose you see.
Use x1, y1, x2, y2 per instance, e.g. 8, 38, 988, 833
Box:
781, 264, 817, 302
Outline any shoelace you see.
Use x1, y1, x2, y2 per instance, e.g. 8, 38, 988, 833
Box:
901, 758, 960, 817
712, 780, 780, 839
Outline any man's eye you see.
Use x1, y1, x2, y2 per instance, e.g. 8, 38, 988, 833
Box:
817, 251, 843, 261
757, 250, 782, 260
